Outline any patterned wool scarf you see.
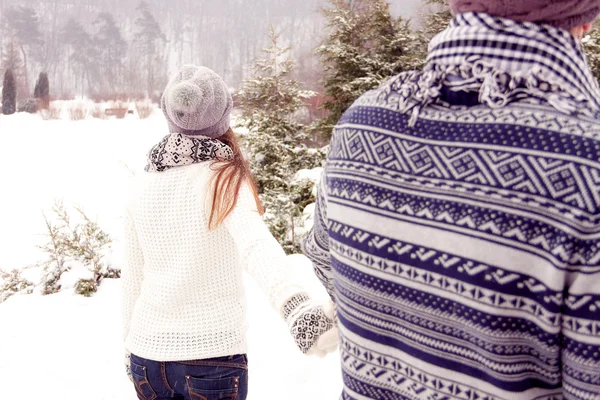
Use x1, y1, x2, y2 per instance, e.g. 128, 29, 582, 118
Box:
145, 133, 234, 172
378, 12, 600, 126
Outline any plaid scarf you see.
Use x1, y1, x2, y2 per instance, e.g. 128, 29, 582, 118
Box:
145, 133, 234, 173
379, 12, 600, 126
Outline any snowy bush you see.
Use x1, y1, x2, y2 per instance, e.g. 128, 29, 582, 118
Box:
91, 104, 107, 119
99, 267, 121, 280
105, 100, 129, 119
135, 100, 154, 119
38, 207, 69, 295
18, 99, 38, 114
40, 101, 63, 120
0, 269, 34, 304
67, 101, 89, 121
37, 201, 114, 296
74, 278, 98, 297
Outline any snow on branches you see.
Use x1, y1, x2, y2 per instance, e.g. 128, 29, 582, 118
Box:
238, 27, 326, 253
37, 201, 117, 297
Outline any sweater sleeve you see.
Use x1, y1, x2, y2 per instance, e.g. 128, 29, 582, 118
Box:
302, 173, 336, 300
121, 208, 145, 341
223, 184, 307, 314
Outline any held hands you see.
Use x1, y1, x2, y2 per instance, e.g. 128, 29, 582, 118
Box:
283, 294, 339, 357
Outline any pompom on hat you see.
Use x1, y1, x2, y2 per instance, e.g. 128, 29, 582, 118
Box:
449, 0, 600, 30
161, 65, 233, 139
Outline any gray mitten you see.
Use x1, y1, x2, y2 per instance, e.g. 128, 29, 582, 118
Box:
283, 294, 337, 356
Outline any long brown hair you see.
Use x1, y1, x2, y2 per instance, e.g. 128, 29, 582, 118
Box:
208, 129, 264, 230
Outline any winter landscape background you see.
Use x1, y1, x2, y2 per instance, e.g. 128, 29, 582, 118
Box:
0, 0, 418, 100
3, 0, 600, 399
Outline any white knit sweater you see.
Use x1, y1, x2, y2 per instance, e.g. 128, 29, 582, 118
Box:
122, 163, 306, 362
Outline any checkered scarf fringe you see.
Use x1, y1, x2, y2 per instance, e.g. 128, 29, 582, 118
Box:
379, 12, 600, 126
145, 133, 234, 173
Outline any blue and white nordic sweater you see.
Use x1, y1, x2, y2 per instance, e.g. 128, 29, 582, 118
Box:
304, 13, 600, 400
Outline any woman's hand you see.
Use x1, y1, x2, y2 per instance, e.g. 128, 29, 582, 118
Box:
283, 294, 338, 356
124, 350, 133, 382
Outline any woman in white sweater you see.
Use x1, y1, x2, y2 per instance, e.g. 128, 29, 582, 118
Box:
122, 65, 337, 400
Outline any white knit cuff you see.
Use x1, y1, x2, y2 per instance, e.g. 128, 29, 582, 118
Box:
272, 284, 308, 315
282, 293, 312, 322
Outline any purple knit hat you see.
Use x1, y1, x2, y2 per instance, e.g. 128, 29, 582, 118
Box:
161, 65, 233, 139
449, 0, 600, 30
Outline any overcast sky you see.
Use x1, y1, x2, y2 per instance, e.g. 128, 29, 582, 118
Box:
391, 0, 421, 18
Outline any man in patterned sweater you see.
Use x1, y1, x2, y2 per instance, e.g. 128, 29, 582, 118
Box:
303, 1, 600, 399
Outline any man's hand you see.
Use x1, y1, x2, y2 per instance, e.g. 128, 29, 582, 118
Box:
283, 294, 338, 356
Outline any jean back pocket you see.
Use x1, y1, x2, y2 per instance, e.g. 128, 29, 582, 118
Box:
130, 360, 157, 400
186, 375, 240, 400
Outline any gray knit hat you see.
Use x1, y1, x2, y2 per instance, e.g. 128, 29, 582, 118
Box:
449, 0, 600, 30
161, 65, 233, 139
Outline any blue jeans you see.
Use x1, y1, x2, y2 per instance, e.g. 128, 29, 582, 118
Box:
130, 353, 248, 400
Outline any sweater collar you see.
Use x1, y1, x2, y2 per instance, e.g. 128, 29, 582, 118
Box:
428, 12, 600, 110
376, 12, 600, 126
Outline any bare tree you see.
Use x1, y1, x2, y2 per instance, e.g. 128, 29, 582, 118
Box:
3, 6, 43, 93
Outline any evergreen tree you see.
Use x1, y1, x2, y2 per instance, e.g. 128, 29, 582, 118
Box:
1, 34, 26, 98
421, 0, 452, 43
134, 2, 168, 98
584, 26, 600, 83
314, 0, 421, 139
94, 12, 127, 97
34, 72, 50, 109
239, 27, 326, 252
240, 26, 314, 146
2, 69, 17, 115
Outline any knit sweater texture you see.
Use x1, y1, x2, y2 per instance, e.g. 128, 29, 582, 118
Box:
122, 163, 305, 362
304, 13, 600, 400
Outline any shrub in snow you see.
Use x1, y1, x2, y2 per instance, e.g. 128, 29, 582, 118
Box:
238, 27, 326, 253
2, 69, 17, 115
38, 201, 114, 297
75, 279, 98, 297
99, 266, 121, 280
40, 101, 62, 120
0, 269, 34, 304
18, 99, 38, 114
67, 101, 89, 121
135, 100, 154, 119
105, 100, 129, 119
38, 207, 68, 295
91, 104, 107, 120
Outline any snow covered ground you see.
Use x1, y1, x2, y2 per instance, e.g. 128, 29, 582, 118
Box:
0, 111, 342, 399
